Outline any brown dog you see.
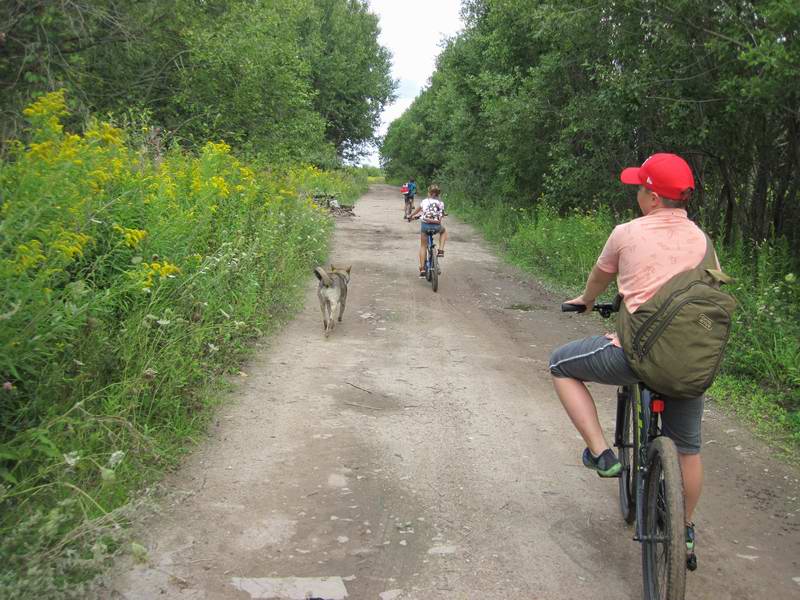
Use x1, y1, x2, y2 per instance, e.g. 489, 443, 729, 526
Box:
314, 265, 351, 337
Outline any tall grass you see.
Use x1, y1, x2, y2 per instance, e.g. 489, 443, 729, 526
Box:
0, 91, 364, 597
444, 189, 800, 451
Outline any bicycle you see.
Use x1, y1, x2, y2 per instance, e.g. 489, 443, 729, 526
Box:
562, 297, 688, 600
403, 193, 415, 220
408, 216, 441, 292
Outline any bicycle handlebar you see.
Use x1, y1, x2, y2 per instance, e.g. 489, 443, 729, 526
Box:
561, 296, 622, 319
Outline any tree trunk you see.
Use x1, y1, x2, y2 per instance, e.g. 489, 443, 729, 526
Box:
720, 160, 736, 246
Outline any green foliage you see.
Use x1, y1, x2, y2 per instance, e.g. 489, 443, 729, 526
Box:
172, 0, 328, 162
0, 93, 365, 595
304, 0, 396, 160
382, 0, 800, 448
382, 0, 800, 244
0, 0, 395, 162
720, 241, 800, 405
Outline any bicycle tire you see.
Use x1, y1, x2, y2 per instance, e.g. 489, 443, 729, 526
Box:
616, 386, 638, 524
642, 436, 686, 600
431, 254, 439, 292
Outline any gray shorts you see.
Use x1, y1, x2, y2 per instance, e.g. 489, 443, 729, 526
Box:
549, 336, 704, 454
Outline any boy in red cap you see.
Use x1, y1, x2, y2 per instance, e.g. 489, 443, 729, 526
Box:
548, 153, 717, 570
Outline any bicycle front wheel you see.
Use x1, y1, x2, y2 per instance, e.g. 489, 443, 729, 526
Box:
642, 436, 686, 600
616, 386, 638, 524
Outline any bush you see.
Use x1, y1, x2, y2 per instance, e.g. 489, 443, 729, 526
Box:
0, 91, 361, 595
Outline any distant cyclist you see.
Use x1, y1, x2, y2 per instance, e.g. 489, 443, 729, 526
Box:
403, 177, 417, 219
407, 184, 448, 277
548, 153, 721, 569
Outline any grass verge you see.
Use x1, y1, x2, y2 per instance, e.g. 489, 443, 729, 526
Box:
0, 91, 366, 598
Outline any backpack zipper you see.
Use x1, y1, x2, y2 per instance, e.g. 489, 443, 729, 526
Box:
630, 242, 719, 358
639, 291, 731, 359
702, 329, 731, 390
632, 280, 705, 358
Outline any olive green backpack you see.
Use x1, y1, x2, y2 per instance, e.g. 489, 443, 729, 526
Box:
617, 234, 736, 400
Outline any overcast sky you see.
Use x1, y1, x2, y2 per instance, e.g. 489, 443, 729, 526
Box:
365, 0, 464, 166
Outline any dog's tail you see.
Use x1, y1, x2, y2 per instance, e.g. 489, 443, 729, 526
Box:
314, 267, 333, 287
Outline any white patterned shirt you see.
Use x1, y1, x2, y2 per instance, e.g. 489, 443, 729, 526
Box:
420, 197, 444, 223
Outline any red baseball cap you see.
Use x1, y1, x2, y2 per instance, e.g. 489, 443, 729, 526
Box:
620, 153, 695, 201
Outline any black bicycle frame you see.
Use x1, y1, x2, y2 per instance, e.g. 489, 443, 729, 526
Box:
632, 384, 663, 542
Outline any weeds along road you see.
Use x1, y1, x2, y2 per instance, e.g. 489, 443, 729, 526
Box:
111, 185, 800, 600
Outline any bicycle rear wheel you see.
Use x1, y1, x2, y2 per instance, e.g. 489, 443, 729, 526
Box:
431, 253, 439, 292
616, 386, 638, 524
642, 436, 686, 600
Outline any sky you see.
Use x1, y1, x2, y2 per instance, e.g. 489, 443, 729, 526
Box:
365, 0, 464, 166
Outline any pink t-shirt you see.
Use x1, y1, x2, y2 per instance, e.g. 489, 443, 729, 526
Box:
597, 208, 716, 316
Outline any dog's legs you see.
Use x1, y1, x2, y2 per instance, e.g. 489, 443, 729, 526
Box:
338, 287, 347, 322
319, 295, 328, 332
328, 300, 339, 333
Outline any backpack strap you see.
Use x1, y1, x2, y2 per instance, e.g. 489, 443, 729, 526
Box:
700, 233, 734, 285
700, 233, 717, 268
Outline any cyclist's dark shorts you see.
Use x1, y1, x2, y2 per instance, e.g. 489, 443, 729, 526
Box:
404, 193, 415, 202
549, 335, 703, 454
421, 222, 445, 235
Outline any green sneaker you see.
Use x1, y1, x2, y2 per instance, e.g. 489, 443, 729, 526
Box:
686, 522, 698, 571
582, 448, 621, 478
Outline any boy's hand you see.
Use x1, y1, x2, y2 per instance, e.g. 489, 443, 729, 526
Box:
566, 295, 594, 313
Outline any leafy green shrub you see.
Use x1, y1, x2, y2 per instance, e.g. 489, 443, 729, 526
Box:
0, 91, 360, 595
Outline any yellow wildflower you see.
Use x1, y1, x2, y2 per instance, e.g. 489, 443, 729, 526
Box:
151, 260, 181, 278
15, 240, 46, 273
52, 232, 91, 261
86, 122, 124, 147
191, 173, 202, 195
112, 224, 148, 248
210, 176, 230, 197
28, 141, 55, 161
22, 90, 68, 119
203, 141, 231, 155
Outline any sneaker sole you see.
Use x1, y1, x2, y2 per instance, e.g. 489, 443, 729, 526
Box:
582, 461, 622, 477
596, 463, 622, 477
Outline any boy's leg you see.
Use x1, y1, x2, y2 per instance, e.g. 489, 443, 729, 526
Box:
549, 336, 639, 472
660, 395, 704, 521
679, 453, 703, 521
552, 376, 610, 455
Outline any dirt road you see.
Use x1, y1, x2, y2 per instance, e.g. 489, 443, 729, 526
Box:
111, 185, 800, 599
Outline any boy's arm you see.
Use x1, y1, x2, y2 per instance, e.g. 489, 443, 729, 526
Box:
566, 265, 615, 311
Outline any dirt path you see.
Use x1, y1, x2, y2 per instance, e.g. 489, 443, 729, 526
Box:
110, 185, 800, 600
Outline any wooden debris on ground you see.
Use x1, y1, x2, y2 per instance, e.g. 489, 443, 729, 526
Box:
311, 193, 355, 217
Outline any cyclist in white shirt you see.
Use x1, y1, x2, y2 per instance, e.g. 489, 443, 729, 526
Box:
408, 184, 448, 277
